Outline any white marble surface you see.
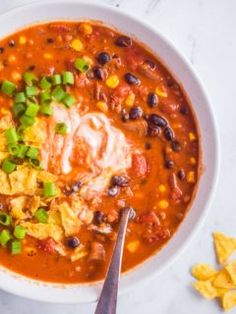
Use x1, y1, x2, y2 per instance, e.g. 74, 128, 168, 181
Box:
0, 0, 235, 313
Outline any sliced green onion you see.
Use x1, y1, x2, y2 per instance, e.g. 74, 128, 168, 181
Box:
26, 146, 39, 159
20, 114, 36, 127
28, 158, 41, 169
51, 74, 62, 86
34, 208, 48, 223
52, 86, 66, 102
1, 80, 16, 96
25, 102, 39, 117
40, 104, 53, 116
5, 127, 18, 144
55, 122, 68, 135
62, 93, 76, 107
2, 159, 16, 173
43, 181, 57, 197
25, 86, 39, 97
23, 72, 38, 86
62, 71, 74, 85
40, 77, 52, 90
14, 225, 26, 239
13, 103, 26, 117
40, 91, 51, 104
0, 229, 11, 246
74, 58, 89, 73
11, 240, 22, 255
7, 143, 20, 156
14, 92, 26, 103
9, 144, 28, 158
0, 212, 11, 226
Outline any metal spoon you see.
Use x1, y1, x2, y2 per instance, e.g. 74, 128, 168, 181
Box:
95, 207, 132, 314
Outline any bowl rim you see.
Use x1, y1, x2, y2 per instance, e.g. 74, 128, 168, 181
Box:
0, 0, 220, 303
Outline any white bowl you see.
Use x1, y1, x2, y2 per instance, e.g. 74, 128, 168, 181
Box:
0, 0, 219, 303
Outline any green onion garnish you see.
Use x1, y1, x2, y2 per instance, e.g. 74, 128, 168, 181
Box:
62, 93, 76, 107
52, 86, 66, 102
0, 212, 11, 226
25, 102, 39, 117
11, 240, 22, 255
5, 127, 18, 144
34, 208, 48, 223
14, 225, 26, 239
43, 181, 57, 197
14, 92, 26, 103
51, 74, 62, 86
74, 58, 89, 73
28, 158, 41, 169
14, 144, 28, 158
20, 114, 36, 127
40, 91, 51, 104
55, 122, 68, 135
40, 77, 52, 90
23, 72, 38, 86
62, 71, 74, 85
13, 103, 26, 117
2, 159, 16, 173
40, 104, 53, 116
26, 146, 39, 159
1, 80, 16, 96
0, 229, 11, 246
25, 86, 39, 97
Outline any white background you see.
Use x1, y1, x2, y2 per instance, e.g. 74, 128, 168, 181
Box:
0, 0, 235, 313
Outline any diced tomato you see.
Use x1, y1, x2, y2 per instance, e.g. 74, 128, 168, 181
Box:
37, 238, 56, 255
113, 82, 130, 98
131, 153, 148, 177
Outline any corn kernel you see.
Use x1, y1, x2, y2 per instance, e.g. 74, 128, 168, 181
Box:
79, 23, 93, 35
8, 55, 16, 63
189, 132, 196, 141
70, 38, 84, 51
125, 93, 135, 107
43, 53, 53, 59
158, 200, 169, 209
126, 240, 140, 253
19, 36, 26, 45
189, 157, 196, 165
159, 184, 166, 193
106, 75, 120, 89
96, 101, 108, 113
11, 71, 22, 82
155, 86, 167, 98
187, 171, 195, 183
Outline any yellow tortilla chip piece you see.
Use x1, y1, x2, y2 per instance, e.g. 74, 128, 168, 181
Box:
212, 269, 236, 289
48, 210, 61, 226
213, 232, 236, 265
58, 202, 82, 236
37, 170, 57, 182
193, 280, 220, 300
23, 118, 47, 147
0, 115, 14, 131
29, 196, 41, 215
0, 133, 7, 152
225, 260, 236, 285
10, 196, 28, 220
0, 169, 11, 194
0, 152, 9, 161
9, 166, 37, 195
191, 263, 217, 281
70, 245, 88, 262
22, 222, 63, 242
222, 291, 236, 311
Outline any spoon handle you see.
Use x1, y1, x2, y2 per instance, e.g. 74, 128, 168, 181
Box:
94, 207, 131, 314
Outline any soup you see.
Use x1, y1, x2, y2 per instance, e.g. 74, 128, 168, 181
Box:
0, 21, 199, 283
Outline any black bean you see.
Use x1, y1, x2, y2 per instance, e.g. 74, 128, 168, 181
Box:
180, 105, 189, 115
67, 236, 80, 249
129, 106, 143, 120
8, 40, 15, 47
171, 140, 181, 152
145, 142, 152, 150
94, 211, 106, 224
47, 38, 54, 44
115, 36, 132, 47
124, 73, 140, 85
108, 185, 120, 197
93, 66, 107, 81
148, 114, 167, 127
147, 124, 160, 137
97, 52, 111, 65
164, 127, 174, 141
165, 159, 174, 169
177, 169, 185, 180
147, 92, 159, 107
28, 64, 36, 71
144, 59, 156, 70
0, 47, 4, 54
111, 175, 130, 187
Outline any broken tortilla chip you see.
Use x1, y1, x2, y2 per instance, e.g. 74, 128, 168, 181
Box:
213, 232, 236, 265
191, 263, 217, 281
22, 222, 63, 242
221, 291, 236, 311
193, 280, 225, 300
213, 269, 236, 289
58, 202, 82, 236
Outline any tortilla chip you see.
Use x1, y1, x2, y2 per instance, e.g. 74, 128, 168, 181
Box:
212, 269, 236, 289
0, 133, 7, 152
48, 210, 61, 225
37, 170, 57, 182
225, 261, 236, 285
0, 115, 14, 131
213, 232, 236, 265
58, 202, 82, 236
29, 196, 41, 215
9, 166, 37, 195
70, 245, 88, 262
22, 222, 63, 242
0, 169, 11, 194
221, 291, 236, 311
23, 118, 47, 147
10, 196, 28, 220
192, 263, 217, 281
193, 280, 221, 300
